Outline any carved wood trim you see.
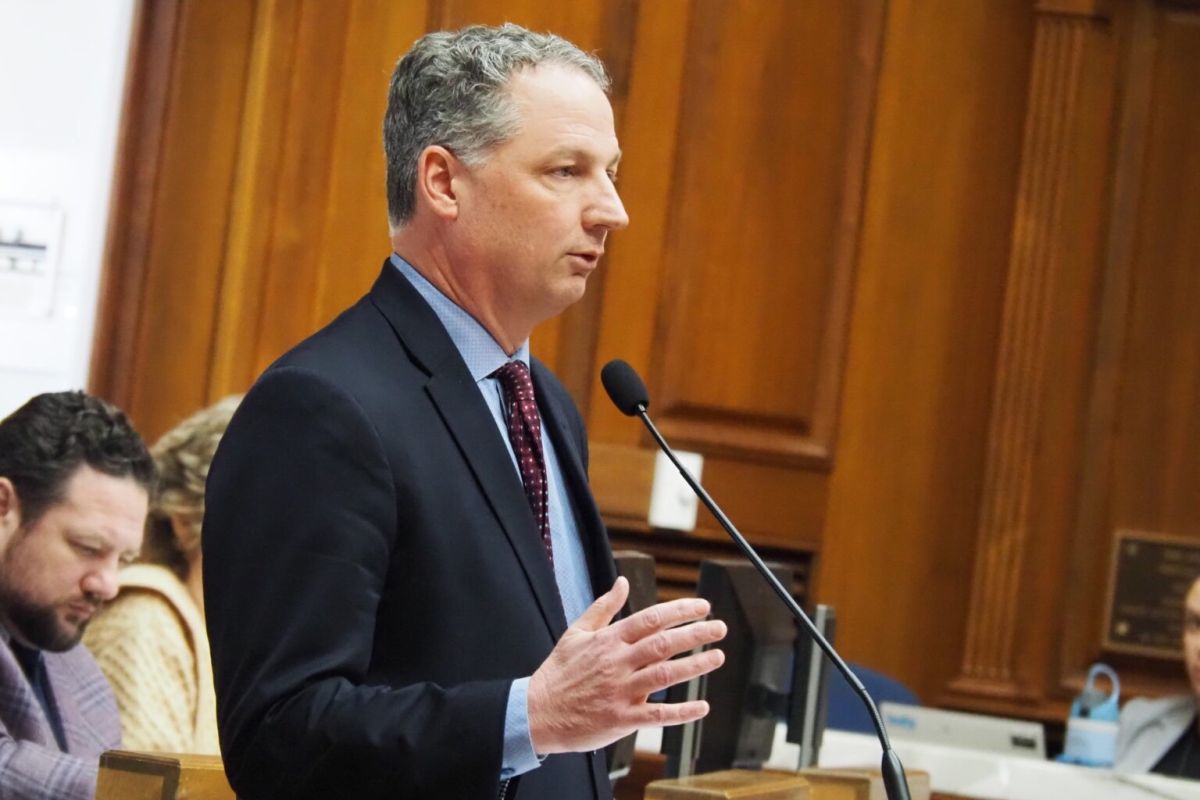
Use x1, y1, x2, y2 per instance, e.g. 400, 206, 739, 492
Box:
1036, 0, 1113, 19
607, 526, 812, 606
948, 11, 1108, 701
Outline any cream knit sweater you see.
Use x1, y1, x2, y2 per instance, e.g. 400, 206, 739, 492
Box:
83, 564, 219, 754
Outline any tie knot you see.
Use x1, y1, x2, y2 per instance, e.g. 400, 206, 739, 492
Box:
494, 360, 535, 400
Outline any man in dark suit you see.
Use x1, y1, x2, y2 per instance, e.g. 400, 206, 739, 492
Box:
203, 23, 726, 800
0, 391, 154, 799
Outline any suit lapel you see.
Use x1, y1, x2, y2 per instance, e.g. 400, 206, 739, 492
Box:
0, 638, 57, 748
368, 264, 568, 639
42, 653, 91, 753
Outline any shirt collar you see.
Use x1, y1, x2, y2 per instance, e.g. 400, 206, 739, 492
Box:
390, 253, 530, 382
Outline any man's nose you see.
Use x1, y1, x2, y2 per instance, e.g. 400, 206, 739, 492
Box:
586, 180, 629, 232
81, 562, 120, 602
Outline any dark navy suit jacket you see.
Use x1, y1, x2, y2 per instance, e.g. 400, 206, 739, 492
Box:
203, 262, 617, 799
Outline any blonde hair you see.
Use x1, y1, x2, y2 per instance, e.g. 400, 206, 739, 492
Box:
143, 395, 241, 576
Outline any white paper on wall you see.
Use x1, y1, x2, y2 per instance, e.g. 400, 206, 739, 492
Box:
0, 201, 63, 319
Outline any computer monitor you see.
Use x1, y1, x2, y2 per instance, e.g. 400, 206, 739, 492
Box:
662, 559, 796, 777
606, 550, 659, 783
786, 603, 835, 768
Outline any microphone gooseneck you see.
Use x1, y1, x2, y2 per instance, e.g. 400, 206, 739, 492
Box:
601, 359, 911, 800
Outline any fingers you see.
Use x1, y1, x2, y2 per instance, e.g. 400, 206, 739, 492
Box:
611, 597, 712, 645
528, 586, 726, 753
573, 576, 630, 632
625, 619, 726, 669
630, 700, 711, 729
627, 646, 726, 699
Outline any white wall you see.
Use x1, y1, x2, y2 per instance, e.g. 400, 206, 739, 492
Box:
0, 0, 136, 418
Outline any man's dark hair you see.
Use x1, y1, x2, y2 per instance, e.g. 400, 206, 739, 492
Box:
0, 391, 155, 526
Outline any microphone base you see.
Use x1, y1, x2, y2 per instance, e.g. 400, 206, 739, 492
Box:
881, 748, 913, 800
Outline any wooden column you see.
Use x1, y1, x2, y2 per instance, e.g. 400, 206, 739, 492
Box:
947, 1, 1114, 703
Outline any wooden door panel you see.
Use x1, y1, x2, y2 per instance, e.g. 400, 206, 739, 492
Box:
1111, 9, 1200, 539
651, 1, 870, 467
584, 1, 883, 475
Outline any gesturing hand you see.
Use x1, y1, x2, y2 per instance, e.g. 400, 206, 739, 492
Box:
527, 576, 727, 755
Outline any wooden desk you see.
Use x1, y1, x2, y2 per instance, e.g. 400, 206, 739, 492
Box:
619, 753, 943, 800
95, 751, 235, 800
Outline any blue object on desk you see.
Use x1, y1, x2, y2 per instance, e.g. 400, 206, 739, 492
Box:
1057, 662, 1120, 767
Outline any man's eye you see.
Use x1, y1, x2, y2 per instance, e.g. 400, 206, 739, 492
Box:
552, 166, 576, 177
73, 543, 102, 557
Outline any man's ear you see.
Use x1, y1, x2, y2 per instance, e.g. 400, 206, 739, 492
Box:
416, 145, 462, 221
0, 478, 23, 543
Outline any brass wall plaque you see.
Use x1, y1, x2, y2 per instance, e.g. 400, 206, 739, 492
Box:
1104, 530, 1200, 659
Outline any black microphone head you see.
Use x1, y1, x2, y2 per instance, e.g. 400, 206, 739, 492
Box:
601, 359, 649, 416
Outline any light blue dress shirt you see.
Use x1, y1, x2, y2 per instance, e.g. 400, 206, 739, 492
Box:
390, 254, 596, 778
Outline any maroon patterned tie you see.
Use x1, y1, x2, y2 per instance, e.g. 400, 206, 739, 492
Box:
494, 361, 553, 564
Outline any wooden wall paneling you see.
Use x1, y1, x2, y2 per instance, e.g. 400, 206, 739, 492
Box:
587, 0, 694, 450
1111, 7, 1200, 542
433, 0, 623, 34
589, 1, 886, 561
584, 1, 696, 532
539, 1, 639, 417
648, 0, 884, 470
1058, 0, 1200, 703
311, 1, 432, 330
1038, 0, 1114, 15
91, 0, 180, 411
945, 4, 1119, 716
89, 0, 1200, 722
1055, 0, 1157, 700
112, 0, 259, 440
237, 1, 353, 379
608, 526, 813, 607
207, 0, 305, 399
819, 0, 1035, 704
600, 451, 830, 550
695, 455, 828, 550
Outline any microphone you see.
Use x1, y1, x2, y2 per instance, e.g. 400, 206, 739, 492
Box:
601, 359, 912, 800
601, 359, 649, 415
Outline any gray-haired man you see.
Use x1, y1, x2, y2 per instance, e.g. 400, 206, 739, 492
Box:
203, 24, 725, 799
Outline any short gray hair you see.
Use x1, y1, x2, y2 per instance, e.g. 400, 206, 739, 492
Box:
383, 23, 610, 227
